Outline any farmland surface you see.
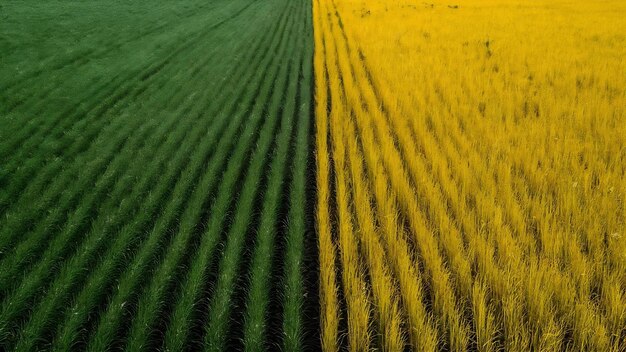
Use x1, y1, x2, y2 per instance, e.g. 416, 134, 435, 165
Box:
2, 0, 626, 351
314, 0, 626, 351
0, 0, 318, 350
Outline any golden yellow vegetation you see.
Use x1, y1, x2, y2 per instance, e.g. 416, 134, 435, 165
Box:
314, 0, 626, 350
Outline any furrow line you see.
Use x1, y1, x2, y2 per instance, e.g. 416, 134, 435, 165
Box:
159, 4, 298, 349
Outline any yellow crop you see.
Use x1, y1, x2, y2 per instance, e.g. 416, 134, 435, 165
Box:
314, 0, 626, 350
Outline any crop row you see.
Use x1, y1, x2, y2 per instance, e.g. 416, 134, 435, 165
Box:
0, 0, 316, 350
314, 0, 626, 350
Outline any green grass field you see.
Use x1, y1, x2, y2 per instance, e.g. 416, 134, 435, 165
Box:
0, 0, 318, 350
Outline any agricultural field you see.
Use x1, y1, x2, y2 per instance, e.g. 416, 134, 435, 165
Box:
1, 0, 625, 351
0, 0, 318, 350
314, 0, 626, 351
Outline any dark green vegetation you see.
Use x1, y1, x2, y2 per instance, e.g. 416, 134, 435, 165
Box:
0, 0, 318, 350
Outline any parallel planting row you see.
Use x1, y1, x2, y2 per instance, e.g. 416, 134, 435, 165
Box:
2, 0, 625, 351
314, 0, 626, 351
0, 0, 318, 350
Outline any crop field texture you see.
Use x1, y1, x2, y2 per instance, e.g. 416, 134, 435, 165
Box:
0, 0, 318, 350
1, 0, 626, 351
314, 0, 626, 351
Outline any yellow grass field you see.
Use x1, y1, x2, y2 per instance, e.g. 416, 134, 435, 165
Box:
314, 0, 626, 350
